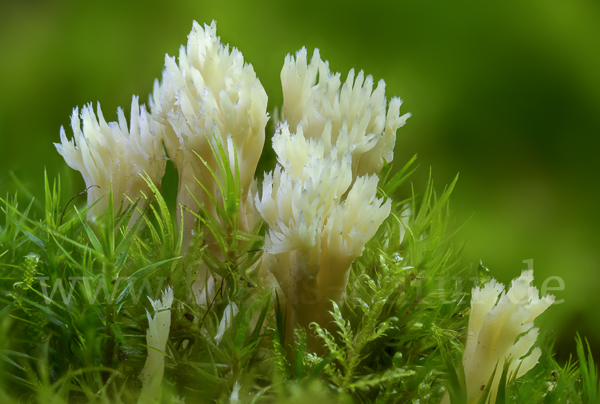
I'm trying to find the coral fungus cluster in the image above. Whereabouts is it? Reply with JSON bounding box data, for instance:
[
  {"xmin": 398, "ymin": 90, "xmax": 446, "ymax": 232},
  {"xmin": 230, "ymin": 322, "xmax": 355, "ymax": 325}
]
[{"xmin": 54, "ymin": 20, "xmax": 554, "ymax": 399}]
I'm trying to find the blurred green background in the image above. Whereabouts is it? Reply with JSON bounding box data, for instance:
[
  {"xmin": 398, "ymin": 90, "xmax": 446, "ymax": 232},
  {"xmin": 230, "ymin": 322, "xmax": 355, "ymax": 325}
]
[{"xmin": 1, "ymin": 0, "xmax": 599, "ymax": 359}]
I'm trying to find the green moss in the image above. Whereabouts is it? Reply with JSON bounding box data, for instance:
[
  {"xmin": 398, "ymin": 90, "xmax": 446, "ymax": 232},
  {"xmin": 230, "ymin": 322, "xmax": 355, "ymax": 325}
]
[{"xmin": 0, "ymin": 156, "xmax": 596, "ymax": 403}]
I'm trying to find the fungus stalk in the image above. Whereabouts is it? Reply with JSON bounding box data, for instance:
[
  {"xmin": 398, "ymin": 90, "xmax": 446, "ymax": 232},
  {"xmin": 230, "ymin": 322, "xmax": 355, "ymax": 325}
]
[{"xmin": 139, "ymin": 287, "xmax": 174, "ymax": 402}]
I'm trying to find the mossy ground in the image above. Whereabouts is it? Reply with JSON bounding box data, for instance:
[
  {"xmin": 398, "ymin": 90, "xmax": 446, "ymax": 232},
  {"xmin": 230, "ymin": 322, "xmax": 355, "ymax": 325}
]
[{"xmin": 0, "ymin": 157, "xmax": 597, "ymax": 403}]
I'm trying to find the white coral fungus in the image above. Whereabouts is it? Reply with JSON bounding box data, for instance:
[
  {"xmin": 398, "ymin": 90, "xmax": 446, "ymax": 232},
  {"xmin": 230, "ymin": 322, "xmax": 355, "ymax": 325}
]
[
  {"xmin": 215, "ymin": 302, "xmax": 239, "ymax": 344},
  {"xmin": 255, "ymin": 46, "xmax": 406, "ymax": 339},
  {"xmin": 256, "ymin": 148, "xmax": 390, "ymax": 335},
  {"xmin": 55, "ymin": 97, "xmax": 166, "ymax": 222},
  {"xmin": 151, "ymin": 20, "xmax": 268, "ymax": 243},
  {"xmin": 461, "ymin": 270, "xmax": 554, "ymax": 403},
  {"xmin": 280, "ymin": 48, "xmax": 410, "ymax": 178},
  {"xmin": 139, "ymin": 287, "xmax": 174, "ymax": 401}
]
